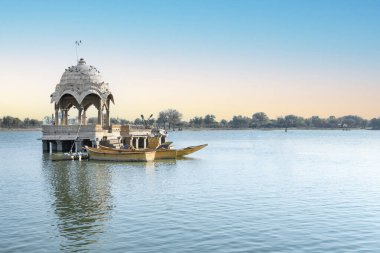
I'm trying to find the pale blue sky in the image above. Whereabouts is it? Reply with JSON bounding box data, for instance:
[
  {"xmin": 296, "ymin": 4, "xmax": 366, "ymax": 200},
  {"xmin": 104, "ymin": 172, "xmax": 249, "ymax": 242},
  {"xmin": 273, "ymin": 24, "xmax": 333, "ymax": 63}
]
[{"xmin": 0, "ymin": 0, "xmax": 379, "ymax": 120}]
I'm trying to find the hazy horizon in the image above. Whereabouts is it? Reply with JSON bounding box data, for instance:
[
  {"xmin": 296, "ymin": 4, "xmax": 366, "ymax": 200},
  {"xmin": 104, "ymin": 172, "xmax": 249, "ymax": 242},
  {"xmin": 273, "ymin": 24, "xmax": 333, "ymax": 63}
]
[{"xmin": 1, "ymin": 0, "xmax": 379, "ymax": 121}]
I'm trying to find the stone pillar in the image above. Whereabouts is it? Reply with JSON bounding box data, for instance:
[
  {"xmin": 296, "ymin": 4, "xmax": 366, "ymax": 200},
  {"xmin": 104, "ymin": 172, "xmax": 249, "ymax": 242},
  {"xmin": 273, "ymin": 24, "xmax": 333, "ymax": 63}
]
[
  {"xmin": 56, "ymin": 141, "xmax": 63, "ymax": 152},
  {"xmin": 61, "ymin": 110, "xmax": 68, "ymax": 125},
  {"xmin": 42, "ymin": 141, "xmax": 49, "ymax": 153},
  {"xmin": 62, "ymin": 110, "xmax": 65, "ymax": 125},
  {"xmin": 82, "ymin": 110, "xmax": 86, "ymax": 125},
  {"xmin": 135, "ymin": 137, "xmax": 139, "ymax": 150},
  {"xmin": 78, "ymin": 109, "xmax": 82, "ymax": 125},
  {"xmin": 98, "ymin": 109, "xmax": 102, "ymax": 125},
  {"xmin": 55, "ymin": 109, "xmax": 59, "ymax": 125},
  {"xmin": 143, "ymin": 137, "xmax": 147, "ymax": 149},
  {"xmin": 106, "ymin": 109, "xmax": 110, "ymax": 128},
  {"xmin": 64, "ymin": 110, "xmax": 68, "ymax": 125},
  {"xmin": 60, "ymin": 110, "xmax": 64, "ymax": 125},
  {"xmin": 49, "ymin": 142, "xmax": 53, "ymax": 154},
  {"xmin": 130, "ymin": 138, "xmax": 133, "ymax": 149}
]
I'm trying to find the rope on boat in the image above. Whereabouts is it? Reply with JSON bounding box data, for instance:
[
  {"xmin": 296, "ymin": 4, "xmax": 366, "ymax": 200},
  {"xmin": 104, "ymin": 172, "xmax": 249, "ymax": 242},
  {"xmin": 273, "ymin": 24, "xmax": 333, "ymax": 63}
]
[{"xmin": 69, "ymin": 109, "xmax": 83, "ymax": 153}]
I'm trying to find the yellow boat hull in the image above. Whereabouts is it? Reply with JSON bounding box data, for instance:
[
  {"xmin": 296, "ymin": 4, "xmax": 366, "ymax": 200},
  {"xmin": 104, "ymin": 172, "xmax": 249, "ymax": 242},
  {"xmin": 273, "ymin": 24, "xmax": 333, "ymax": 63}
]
[
  {"xmin": 97, "ymin": 143, "xmax": 207, "ymax": 160},
  {"xmin": 99, "ymin": 145, "xmax": 177, "ymax": 159},
  {"xmin": 155, "ymin": 149, "xmax": 177, "ymax": 159},
  {"xmin": 85, "ymin": 146, "xmax": 155, "ymax": 162},
  {"xmin": 176, "ymin": 144, "xmax": 208, "ymax": 157}
]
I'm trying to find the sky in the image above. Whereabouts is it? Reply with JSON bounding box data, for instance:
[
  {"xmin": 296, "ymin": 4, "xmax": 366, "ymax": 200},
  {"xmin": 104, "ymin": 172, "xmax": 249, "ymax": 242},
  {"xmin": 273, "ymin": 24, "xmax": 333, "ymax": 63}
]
[{"xmin": 0, "ymin": 0, "xmax": 379, "ymax": 121}]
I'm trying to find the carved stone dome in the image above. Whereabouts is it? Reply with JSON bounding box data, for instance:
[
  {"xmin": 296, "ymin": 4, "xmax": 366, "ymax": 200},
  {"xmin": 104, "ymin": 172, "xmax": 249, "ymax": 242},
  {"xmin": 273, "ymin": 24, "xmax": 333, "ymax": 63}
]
[
  {"xmin": 59, "ymin": 58, "xmax": 103, "ymax": 85},
  {"xmin": 51, "ymin": 58, "xmax": 113, "ymax": 105}
]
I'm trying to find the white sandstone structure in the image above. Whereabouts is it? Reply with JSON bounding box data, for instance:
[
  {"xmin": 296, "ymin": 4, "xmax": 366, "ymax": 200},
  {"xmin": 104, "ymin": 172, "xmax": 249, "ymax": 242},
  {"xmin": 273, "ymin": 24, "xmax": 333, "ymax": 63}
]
[{"xmin": 42, "ymin": 58, "xmax": 166, "ymax": 152}]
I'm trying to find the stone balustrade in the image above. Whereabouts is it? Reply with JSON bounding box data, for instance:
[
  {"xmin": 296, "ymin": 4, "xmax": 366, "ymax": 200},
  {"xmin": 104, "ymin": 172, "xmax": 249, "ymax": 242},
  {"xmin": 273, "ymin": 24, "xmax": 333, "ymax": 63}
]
[{"xmin": 42, "ymin": 124, "xmax": 106, "ymax": 140}]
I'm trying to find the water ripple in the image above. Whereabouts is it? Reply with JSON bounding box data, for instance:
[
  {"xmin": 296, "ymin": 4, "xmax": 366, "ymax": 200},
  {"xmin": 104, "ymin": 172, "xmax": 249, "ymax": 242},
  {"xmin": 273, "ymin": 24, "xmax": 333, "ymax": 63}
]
[{"xmin": 1, "ymin": 130, "xmax": 380, "ymax": 252}]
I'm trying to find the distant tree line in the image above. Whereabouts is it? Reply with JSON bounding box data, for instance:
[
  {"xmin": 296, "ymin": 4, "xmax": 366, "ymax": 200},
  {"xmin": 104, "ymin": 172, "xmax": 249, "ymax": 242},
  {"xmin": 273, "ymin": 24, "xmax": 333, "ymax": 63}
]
[
  {"xmin": 0, "ymin": 116, "xmax": 42, "ymax": 129},
  {"xmin": 185, "ymin": 113, "xmax": 380, "ymax": 130},
  {"xmin": 109, "ymin": 110, "xmax": 380, "ymax": 130},
  {"xmin": 3, "ymin": 111, "xmax": 380, "ymax": 130}
]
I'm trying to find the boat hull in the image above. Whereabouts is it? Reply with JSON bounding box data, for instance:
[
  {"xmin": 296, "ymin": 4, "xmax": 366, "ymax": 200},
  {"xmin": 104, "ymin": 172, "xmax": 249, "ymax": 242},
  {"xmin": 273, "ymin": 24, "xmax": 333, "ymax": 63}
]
[
  {"xmin": 97, "ymin": 143, "xmax": 207, "ymax": 159},
  {"xmin": 155, "ymin": 149, "xmax": 177, "ymax": 159},
  {"xmin": 85, "ymin": 146, "xmax": 155, "ymax": 162},
  {"xmin": 99, "ymin": 145, "xmax": 177, "ymax": 159},
  {"xmin": 176, "ymin": 144, "xmax": 208, "ymax": 157}
]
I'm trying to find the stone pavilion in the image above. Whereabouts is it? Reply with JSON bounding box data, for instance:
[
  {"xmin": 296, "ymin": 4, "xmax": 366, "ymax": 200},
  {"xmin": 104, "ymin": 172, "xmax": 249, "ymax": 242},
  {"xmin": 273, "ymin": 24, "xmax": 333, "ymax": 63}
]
[{"xmin": 41, "ymin": 58, "xmax": 166, "ymax": 152}]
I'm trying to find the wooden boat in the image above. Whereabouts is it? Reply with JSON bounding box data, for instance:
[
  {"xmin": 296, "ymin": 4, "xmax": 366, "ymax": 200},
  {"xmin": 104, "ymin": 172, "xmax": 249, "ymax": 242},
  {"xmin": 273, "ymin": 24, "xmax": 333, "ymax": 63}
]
[
  {"xmin": 176, "ymin": 144, "xmax": 208, "ymax": 157},
  {"xmin": 98, "ymin": 145, "xmax": 177, "ymax": 159},
  {"xmin": 85, "ymin": 146, "xmax": 155, "ymax": 162},
  {"xmin": 155, "ymin": 149, "xmax": 177, "ymax": 159},
  {"xmin": 98, "ymin": 143, "xmax": 207, "ymax": 159}
]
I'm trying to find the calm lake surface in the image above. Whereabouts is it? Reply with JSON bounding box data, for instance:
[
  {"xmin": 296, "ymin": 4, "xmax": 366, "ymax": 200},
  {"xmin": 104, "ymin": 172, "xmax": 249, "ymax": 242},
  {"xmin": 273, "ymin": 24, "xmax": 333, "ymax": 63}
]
[{"xmin": 1, "ymin": 130, "xmax": 380, "ymax": 252}]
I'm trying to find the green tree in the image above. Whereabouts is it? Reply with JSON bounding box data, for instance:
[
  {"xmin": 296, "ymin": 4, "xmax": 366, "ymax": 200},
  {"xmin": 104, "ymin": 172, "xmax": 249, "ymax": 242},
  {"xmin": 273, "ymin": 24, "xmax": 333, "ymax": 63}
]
[
  {"xmin": 23, "ymin": 118, "xmax": 30, "ymax": 128},
  {"xmin": 166, "ymin": 109, "xmax": 182, "ymax": 130},
  {"xmin": 284, "ymin": 115, "xmax": 306, "ymax": 128},
  {"xmin": 339, "ymin": 115, "xmax": 367, "ymax": 128},
  {"xmin": 204, "ymin": 114, "xmax": 217, "ymax": 128},
  {"xmin": 2, "ymin": 116, "xmax": 21, "ymax": 128},
  {"xmin": 275, "ymin": 117, "xmax": 286, "ymax": 128},
  {"xmin": 157, "ymin": 111, "xmax": 169, "ymax": 129},
  {"xmin": 284, "ymin": 115, "xmax": 298, "ymax": 128},
  {"xmin": 134, "ymin": 118, "xmax": 143, "ymax": 125},
  {"xmin": 251, "ymin": 112, "xmax": 269, "ymax": 128},
  {"xmin": 157, "ymin": 109, "xmax": 182, "ymax": 129},
  {"xmin": 220, "ymin": 119, "xmax": 228, "ymax": 128},
  {"xmin": 309, "ymin": 116, "xmax": 325, "ymax": 128},
  {"xmin": 230, "ymin": 115, "xmax": 251, "ymax": 128},
  {"xmin": 326, "ymin": 116, "xmax": 339, "ymax": 128},
  {"xmin": 29, "ymin": 119, "xmax": 41, "ymax": 127},
  {"xmin": 2, "ymin": 116, "xmax": 12, "ymax": 128},
  {"xmin": 189, "ymin": 116, "xmax": 203, "ymax": 128},
  {"xmin": 369, "ymin": 118, "xmax": 380, "ymax": 130}
]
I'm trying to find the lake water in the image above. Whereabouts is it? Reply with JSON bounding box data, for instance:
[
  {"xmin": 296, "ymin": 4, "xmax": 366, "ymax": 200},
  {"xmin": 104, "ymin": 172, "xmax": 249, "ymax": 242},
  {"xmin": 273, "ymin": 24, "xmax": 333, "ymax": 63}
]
[{"xmin": 1, "ymin": 130, "xmax": 380, "ymax": 252}]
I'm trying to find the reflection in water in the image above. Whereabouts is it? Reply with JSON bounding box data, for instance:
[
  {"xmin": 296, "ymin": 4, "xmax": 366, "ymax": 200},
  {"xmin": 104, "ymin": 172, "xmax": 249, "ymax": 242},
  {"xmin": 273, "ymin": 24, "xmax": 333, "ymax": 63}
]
[
  {"xmin": 43, "ymin": 157, "xmax": 114, "ymax": 252},
  {"xmin": 3, "ymin": 131, "xmax": 380, "ymax": 252},
  {"xmin": 42, "ymin": 157, "xmax": 178, "ymax": 251}
]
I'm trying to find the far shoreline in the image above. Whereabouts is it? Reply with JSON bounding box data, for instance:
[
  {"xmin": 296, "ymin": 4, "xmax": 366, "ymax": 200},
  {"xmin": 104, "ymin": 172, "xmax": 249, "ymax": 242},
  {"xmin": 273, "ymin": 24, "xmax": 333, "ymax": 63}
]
[
  {"xmin": 0, "ymin": 128, "xmax": 41, "ymax": 131},
  {"xmin": 1, "ymin": 127, "xmax": 376, "ymax": 132},
  {"xmin": 170, "ymin": 127, "xmax": 373, "ymax": 131}
]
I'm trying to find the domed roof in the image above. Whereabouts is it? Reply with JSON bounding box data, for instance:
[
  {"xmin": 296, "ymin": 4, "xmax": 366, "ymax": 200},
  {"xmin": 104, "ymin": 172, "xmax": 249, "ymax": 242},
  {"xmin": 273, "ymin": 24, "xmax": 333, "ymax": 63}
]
[
  {"xmin": 51, "ymin": 58, "xmax": 113, "ymax": 105},
  {"xmin": 59, "ymin": 58, "xmax": 104, "ymax": 85}
]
